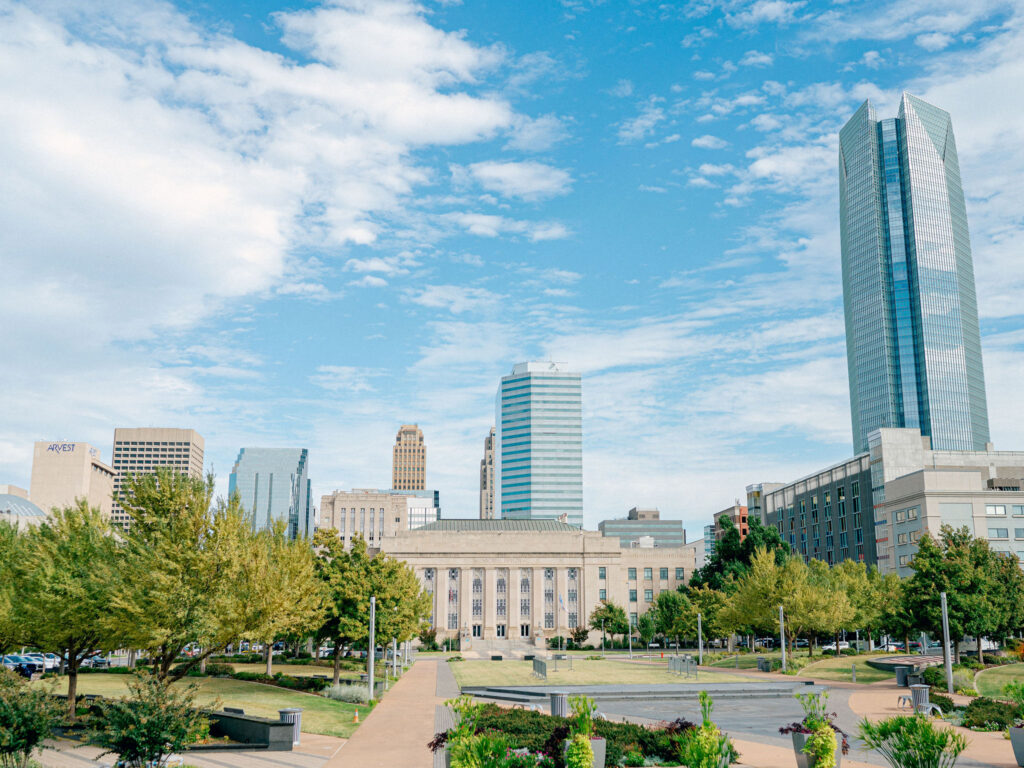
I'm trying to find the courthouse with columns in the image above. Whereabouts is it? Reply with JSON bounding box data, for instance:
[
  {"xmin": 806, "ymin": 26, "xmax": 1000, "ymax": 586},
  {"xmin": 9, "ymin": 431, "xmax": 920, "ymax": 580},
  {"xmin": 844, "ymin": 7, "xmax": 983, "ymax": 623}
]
[{"xmin": 375, "ymin": 519, "xmax": 699, "ymax": 651}]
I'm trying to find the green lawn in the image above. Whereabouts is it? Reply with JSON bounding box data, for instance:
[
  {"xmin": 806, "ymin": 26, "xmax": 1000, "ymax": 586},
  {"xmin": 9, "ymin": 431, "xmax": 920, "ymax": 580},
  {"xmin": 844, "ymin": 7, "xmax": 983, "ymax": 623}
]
[
  {"xmin": 35, "ymin": 673, "xmax": 368, "ymax": 738},
  {"xmin": 800, "ymin": 653, "xmax": 896, "ymax": 684},
  {"xmin": 449, "ymin": 659, "xmax": 749, "ymax": 688},
  {"xmin": 231, "ymin": 662, "xmax": 360, "ymax": 679},
  {"xmin": 975, "ymin": 663, "xmax": 1024, "ymax": 698}
]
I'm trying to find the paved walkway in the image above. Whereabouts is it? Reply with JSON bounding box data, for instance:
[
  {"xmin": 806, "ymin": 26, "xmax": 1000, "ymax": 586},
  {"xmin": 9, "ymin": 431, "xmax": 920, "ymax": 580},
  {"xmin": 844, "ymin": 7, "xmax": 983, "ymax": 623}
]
[{"xmin": 326, "ymin": 660, "xmax": 441, "ymax": 768}]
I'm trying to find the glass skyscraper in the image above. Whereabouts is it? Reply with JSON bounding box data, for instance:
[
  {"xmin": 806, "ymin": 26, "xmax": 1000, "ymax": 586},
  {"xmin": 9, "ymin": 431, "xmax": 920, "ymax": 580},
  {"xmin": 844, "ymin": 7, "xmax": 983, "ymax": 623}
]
[
  {"xmin": 839, "ymin": 93, "xmax": 989, "ymax": 453},
  {"xmin": 228, "ymin": 447, "xmax": 312, "ymax": 538},
  {"xmin": 495, "ymin": 362, "xmax": 583, "ymax": 527}
]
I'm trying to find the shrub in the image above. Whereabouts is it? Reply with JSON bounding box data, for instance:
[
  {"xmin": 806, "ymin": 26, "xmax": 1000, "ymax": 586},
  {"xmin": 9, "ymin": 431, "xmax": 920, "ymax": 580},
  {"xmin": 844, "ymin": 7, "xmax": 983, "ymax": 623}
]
[
  {"xmin": 1004, "ymin": 681, "xmax": 1024, "ymax": 716},
  {"xmin": 921, "ymin": 667, "xmax": 945, "ymax": 688},
  {"xmin": 929, "ymin": 693, "xmax": 955, "ymax": 714},
  {"xmin": 230, "ymin": 671, "xmax": 326, "ymax": 693},
  {"xmin": 90, "ymin": 673, "xmax": 209, "ymax": 768},
  {"xmin": 962, "ymin": 697, "xmax": 1018, "ymax": 730},
  {"xmin": 323, "ymin": 684, "xmax": 370, "ymax": 704},
  {"xmin": 0, "ymin": 668, "xmax": 62, "ymax": 768},
  {"xmin": 203, "ymin": 663, "xmax": 235, "ymax": 677},
  {"xmin": 953, "ymin": 660, "xmax": 983, "ymax": 672},
  {"xmin": 623, "ymin": 750, "xmax": 645, "ymax": 767},
  {"xmin": 858, "ymin": 714, "xmax": 967, "ymax": 768},
  {"xmin": 564, "ymin": 733, "xmax": 593, "ymax": 768}
]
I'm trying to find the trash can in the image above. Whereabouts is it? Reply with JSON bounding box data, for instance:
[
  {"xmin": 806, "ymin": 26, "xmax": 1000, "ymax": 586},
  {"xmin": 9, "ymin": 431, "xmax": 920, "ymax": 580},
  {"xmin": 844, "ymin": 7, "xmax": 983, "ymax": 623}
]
[
  {"xmin": 757, "ymin": 656, "xmax": 770, "ymax": 672},
  {"xmin": 895, "ymin": 665, "xmax": 914, "ymax": 687},
  {"xmin": 909, "ymin": 684, "xmax": 931, "ymax": 714},
  {"xmin": 549, "ymin": 691, "xmax": 569, "ymax": 718},
  {"xmin": 279, "ymin": 708, "xmax": 303, "ymax": 746}
]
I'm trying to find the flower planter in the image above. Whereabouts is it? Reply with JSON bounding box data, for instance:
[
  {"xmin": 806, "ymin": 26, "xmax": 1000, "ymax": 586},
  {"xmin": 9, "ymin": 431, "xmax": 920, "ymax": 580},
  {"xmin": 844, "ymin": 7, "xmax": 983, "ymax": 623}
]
[
  {"xmin": 1009, "ymin": 725, "xmax": 1024, "ymax": 767},
  {"xmin": 562, "ymin": 736, "xmax": 607, "ymax": 768},
  {"xmin": 791, "ymin": 731, "xmax": 842, "ymax": 768}
]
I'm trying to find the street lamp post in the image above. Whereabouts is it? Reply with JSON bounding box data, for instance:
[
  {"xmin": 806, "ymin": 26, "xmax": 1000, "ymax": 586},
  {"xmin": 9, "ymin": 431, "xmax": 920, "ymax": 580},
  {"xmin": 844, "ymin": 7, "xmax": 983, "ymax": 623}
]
[
  {"xmin": 697, "ymin": 613, "xmax": 703, "ymax": 666},
  {"xmin": 601, "ymin": 619, "xmax": 606, "ymax": 657},
  {"xmin": 941, "ymin": 592, "xmax": 954, "ymax": 695},
  {"xmin": 368, "ymin": 596, "xmax": 376, "ymax": 701},
  {"xmin": 779, "ymin": 604, "xmax": 786, "ymax": 673}
]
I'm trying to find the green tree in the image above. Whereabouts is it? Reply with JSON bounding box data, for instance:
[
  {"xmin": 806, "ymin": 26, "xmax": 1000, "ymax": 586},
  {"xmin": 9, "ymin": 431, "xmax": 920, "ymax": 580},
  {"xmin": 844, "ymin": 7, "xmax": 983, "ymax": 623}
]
[
  {"xmin": 832, "ymin": 560, "xmax": 880, "ymax": 648},
  {"xmin": 589, "ymin": 601, "xmax": 628, "ymax": 646},
  {"xmin": 652, "ymin": 589, "xmax": 690, "ymax": 648},
  {"xmin": 235, "ymin": 519, "xmax": 325, "ymax": 676},
  {"xmin": 111, "ymin": 469, "xmax": 281, "ymax": 681},
  {"xmin": 690, "ymin": 517, "xmax": 790, "ymax": 591},
  {"xmin": 368, "ymin": 550, "xmax": 432, "ymax": 652},
  {"xmin": 0, "ymin": 522, "xmax": 20, "ymax": 656},
  {"xmin": 688, "ymin": 586, "xmax": 730, "ymax": 645},
  {"xmin": 313, "ymin": 530, "xmax": 373, "ymax": 685},
  {"xmin": 789, "ymin": 560, "xmax": 854, "ymax": 657},
  {"xmin": 905, "ymin": 526, "xmax": 993, "ymax": 664},
  {"xmin": 876, "ymin": 572, "xmax": 914, "ymax": 652},
  {"xmin": 17, "ymin": 502, "xmax": 120, "ymax": 719},
  {"xmin": 636, "ymin": 611, "xmax": 656, "ymax": 646}
]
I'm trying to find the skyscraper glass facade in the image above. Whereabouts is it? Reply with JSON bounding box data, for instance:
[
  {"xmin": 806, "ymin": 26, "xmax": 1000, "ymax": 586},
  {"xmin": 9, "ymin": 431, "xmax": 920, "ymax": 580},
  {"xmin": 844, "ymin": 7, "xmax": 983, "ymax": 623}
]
[
  {"xmin": 495, "ymin": 362, "xmax": 583, "ymax": 527},
  {"xmin": 839, "ymin": 93, "xmax": 989, "ymax": 453},
  {"xmin": 228, "ymin": 447, "xmax": 311, "ymax": 539}
]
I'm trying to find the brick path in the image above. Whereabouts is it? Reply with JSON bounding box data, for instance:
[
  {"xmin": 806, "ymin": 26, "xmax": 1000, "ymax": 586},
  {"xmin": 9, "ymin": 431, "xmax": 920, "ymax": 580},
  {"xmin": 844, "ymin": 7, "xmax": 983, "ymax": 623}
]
[{"xmin": 326, "ymin": 659, "xmax": 441, "ymax": 768}]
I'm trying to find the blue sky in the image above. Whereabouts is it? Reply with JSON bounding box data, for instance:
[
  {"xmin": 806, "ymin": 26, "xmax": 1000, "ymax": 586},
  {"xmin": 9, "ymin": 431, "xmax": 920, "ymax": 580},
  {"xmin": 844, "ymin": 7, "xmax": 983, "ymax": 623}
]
[{"xmin": 3, "ymin": 0, "xmax": 1024, "ymax": 539}]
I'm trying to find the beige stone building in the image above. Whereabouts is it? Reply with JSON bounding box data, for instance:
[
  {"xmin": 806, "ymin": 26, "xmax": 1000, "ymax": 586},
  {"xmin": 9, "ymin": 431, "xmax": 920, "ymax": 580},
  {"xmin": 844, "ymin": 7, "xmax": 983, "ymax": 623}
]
[
  {"xmin": 392, "ymin": 425, "xmax": 426, "ymax": 491},
  {"xmin": 0, "ymin": 485, "xmax": 28, "ymax": 499},
  {"xmin": 479, "ymin": 427, "xmax": 495, "ymax": 519},
  {"xmin": 376, "ymin": 519, "xmax": 697, "ymax": 652},
  {"xmin": 110, "ymin": 428, "xmax": 204, "ymax": 528},
  {"xmin": 319, "ymin": 488, "xmax": 440, "ymax": 548},
  {"xmin": 29, "ymin": 441, "xmax": 115, "ymax": 517}
]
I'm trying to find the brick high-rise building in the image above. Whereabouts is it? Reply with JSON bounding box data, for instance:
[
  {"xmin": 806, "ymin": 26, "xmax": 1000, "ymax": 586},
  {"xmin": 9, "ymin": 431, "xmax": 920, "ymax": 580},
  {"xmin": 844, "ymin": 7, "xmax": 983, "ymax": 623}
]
[{"xmin": 392, "ymin": 424, "xmax": 426, "ymax": 491}]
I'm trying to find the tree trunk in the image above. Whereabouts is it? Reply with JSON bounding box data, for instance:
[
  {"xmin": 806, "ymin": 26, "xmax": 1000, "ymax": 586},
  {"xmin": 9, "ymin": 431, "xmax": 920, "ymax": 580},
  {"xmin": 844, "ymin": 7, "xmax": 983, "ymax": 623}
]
[
  {"xmin": 904, "ymin": 635, "xmax": 910, "ymax": 657},
  {"xmin": 333, "ymin": 644, "xmax": 343, "ymax": 686},
  {"xmin": 200, "ymin": 653, "xmax": 207, "ymax": 673},
  {"xmin": 807, "ymin": 638, "xmax": 814, "ymax": 658},
  {"xmin": 835, "ymin": 631, "xmax": 841, "ymax": 655},
  {"xmin": 66, "ymin": 656, "xmax": 80, "ymax": 723},
  {"xmin": 127, "ymin": 648, "xmax": 136, "ymax": 669},
  {"xmin": 265, "ymin": 645, "xmax": 273, "ymax": 676},
  {"xmin": 977, "ymin": 635, "xmax": 984, "ymax": 666}
]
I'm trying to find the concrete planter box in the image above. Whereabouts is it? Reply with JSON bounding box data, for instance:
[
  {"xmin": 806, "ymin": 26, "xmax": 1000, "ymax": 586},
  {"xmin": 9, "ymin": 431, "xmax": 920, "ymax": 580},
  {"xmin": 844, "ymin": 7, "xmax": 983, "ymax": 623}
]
[
  {"xmin": 1009, "ymin": 726, "xmax": 1024, "ymax": 767},
  {"xmin": 563, "ymin": 736, "xmax": 606, "ymax": 768},
  {"xmin": 791, "ymin": 732, "xmax": 842, "ymax": 768}
]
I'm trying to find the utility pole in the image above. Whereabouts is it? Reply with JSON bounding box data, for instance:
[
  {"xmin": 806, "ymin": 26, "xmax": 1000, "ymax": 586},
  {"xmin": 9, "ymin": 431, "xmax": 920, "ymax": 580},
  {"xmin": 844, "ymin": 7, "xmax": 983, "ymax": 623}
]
[
  {"xmin": 780, "ymin": 605, "xmax": 787, "ymax": 673},
  {"xmin": 941, "ymin": 592, "xmax": 954, "ymax": 695},
  {"xmin": 697, "ymin": 613, "xmax": 703, "ymax": 665},
  {"xmin": 368, "ymin": 596, "xmax": 376, "ymax": 701}
]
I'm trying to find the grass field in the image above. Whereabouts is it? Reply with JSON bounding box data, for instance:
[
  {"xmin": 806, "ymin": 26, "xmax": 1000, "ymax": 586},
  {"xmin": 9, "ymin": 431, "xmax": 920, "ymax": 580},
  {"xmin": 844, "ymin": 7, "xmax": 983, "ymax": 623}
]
[
  {"xmin": 448, "ymin": 659, "xmax": 748, "ymax": 688},
  {"xmin": 975, "ymin": 663, "xmax": 1024, "ymax": 698},
  {"xmin": 231, "ymin": 663, "xmax": 360, "ymax": 679},
  {"xmin": 34, "ymin": 673, "xmax": 368, "ymax": 738},
  {"xmin": 800, "ymin": 653, "xmax": 896, "ymax": 684}
]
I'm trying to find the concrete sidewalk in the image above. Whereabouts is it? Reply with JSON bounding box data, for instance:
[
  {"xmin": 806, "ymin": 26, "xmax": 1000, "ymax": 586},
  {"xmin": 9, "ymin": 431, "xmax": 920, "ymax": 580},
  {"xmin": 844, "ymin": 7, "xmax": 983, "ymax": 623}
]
[{"xmin": 326, "ymin": 660, "xmax": 440, "ymax": 768}]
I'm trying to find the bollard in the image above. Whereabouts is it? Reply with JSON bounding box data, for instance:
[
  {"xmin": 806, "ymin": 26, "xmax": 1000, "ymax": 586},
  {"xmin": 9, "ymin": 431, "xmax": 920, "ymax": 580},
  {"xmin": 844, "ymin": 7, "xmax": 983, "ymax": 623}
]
[{"xmin": 851, "ymin": 664, "xmax": 856, "ymax": 683}]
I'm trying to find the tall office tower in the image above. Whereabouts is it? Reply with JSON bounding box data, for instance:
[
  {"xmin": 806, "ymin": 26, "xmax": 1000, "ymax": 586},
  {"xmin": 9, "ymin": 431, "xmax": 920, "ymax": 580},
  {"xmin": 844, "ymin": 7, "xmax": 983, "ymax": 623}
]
[
  {"xmin": 479, "ymin": 427, "xmax": 495, "ymax": 519},
  {"xmin": 110, "ymin": 428, "xmax": 204, "ymax": 528},
  {"xmin": 228, "ymin": 448, "xmax": 312, "ymax": 539},
  {"xmin": 392, "ymin": 425, "xmax": 426, "ymax": 491},
  {"xmin": 495, "ymin": 362, "xmax": 583, "ymax": 527},
  {"xmin": 29, "ymin": 441, "xmax": 116, "ymax": 517},
  {"xmin": 839, "ymin": 93, "xmax": 989, "ymax": 453}
]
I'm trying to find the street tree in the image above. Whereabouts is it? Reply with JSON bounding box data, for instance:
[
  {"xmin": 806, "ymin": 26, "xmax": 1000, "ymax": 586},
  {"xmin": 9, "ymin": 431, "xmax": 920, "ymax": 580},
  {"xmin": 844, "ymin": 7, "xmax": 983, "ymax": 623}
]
[
  {"xmin": 0, "ymin": 522, "xmax": 20, "ymax": 656},
  {"xmin": 690, "ymin": 517, "xmax": 790, "ymax": 591},
  {"xmin": 789, "ymin": 560, "xmax": 854, "ymax": 657},
  {"xmin": 17, "ymin": 502, "xmax": 120, "ymax": 719},
  {"xmin": 313, "ymin": 531, "xmax": 373, "ymax": 684},
  {"xmin": 636, "ymin": 611, "xmax": 656, "ymax": 646},
  {"xmin": 112, "ymin": 469, "xmax": 282, "ymax": 681},
  {"xmin": 589, "ymin": 601, "xmax": 628, "ymax": 646},
  {"xmin": 235, "ymin": 519, "xmax": 325, "ymax": 676},
  {"xmin": 367, "ymin": 549, "xmax": 432, "ymax": 653}
]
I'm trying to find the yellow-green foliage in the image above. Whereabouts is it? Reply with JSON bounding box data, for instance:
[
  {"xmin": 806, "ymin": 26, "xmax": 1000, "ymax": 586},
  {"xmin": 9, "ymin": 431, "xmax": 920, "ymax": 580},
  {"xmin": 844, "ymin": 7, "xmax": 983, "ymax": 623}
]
[
  {"xmin": 565, "ymin": 733, "xmax": 594, "ymax": 768},
  {"xmin": 804, "ymin": 724, "xmax": 837, "ymax": 768}
]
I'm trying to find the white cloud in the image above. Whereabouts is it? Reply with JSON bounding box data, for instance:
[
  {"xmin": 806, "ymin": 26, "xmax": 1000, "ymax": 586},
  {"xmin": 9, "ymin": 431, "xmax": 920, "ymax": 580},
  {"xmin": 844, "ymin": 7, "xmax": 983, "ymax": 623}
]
[
  {"xmin": 608, "ymin": 79, "xmax": 634, "ymax": 97},
  {"xmin": 862, "ymin": 50, "xmax": 884, "ymax": 69},
  {"xmin": 408, "ymin": 285, "xmax": 501, "ymax": 314},
  {"xmin": 345, "ymin": 256, "xmax": 412, "ymax": 275},
  {"xmin": 916, "ymin": 32, "xmax": 955, "ymax": 50},
  {"xmin": 444, "ymin": 212, "xmax": 571, "ymax": 241},
  {"xmin": 617, "ymin": 98, "xmax": 665, "ymax": 143},
  {"xmin": 727, "ymin": 1, "xmax": 806, "ymax": 28},
  {"xmin": 349, "ymin": 275, "xmax": 388, "ymax": 288},
  {"xmin": 692, "ymin": 134, "xmax": 729, "ymax": 149},
  {"xmin": 505, "ymin": 114, "xmax": 569, "ymax": 152},
  {"xmin": 310, "ymin": 366, "xmax": 384, "ymax": 392},
  {"xmin": 740, "ymin": 50, "xmax": 774, "ymax": 67},
  {"xmin": 465, "ymin": 160, "xmax": 573, "ymax": 201}
]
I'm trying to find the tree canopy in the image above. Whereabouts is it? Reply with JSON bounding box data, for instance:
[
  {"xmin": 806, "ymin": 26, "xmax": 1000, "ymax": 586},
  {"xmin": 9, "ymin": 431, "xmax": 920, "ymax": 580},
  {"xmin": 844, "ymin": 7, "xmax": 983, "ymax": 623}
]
[{"xmin": 689, "ymin": 516, "xmax": 790, "ymax": 591}]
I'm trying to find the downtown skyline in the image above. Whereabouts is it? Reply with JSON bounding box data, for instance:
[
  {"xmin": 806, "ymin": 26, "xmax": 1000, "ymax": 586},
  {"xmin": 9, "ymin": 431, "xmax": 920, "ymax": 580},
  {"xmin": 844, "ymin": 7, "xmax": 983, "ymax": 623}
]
[{"xmin": 2, "ymin": 1, "xmax": 1024, "ymax": 537}]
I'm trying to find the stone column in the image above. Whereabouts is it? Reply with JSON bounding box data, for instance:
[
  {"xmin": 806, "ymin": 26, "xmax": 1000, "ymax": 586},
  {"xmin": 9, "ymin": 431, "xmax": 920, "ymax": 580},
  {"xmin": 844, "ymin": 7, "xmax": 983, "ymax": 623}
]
[
  {"xmin": 460, "ymin": 567, "xmax": 472, "ymax": 649},
  {"xmin": 555, "ymin": 567, "xmax": 569, "ymax": 639},
  {"xmin": 484, "ymin": 567, "xmax": 497, "ymax": 639},
  {"xmin": 533, "ymin": 567, "xmax": 545, "ymax": 648}
]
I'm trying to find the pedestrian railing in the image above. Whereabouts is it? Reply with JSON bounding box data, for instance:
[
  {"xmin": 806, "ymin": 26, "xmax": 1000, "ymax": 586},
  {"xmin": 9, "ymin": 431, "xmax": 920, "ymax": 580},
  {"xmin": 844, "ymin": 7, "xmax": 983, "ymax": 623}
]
[{"xmin": 532, "ymin": 657, "xmax": 547, "ymax": 679}]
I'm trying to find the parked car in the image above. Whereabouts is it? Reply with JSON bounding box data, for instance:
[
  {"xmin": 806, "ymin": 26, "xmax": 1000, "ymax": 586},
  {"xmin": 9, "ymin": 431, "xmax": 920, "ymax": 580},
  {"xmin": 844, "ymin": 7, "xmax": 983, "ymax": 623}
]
[
  {"xmin": 795, "ymin": 639, "xmax": 809, "ymax": 648},
  {"xmin": 3, "ymin": 655, "xmax": 43, "ymax": 674},
  {"xmin": 822, "ymin": 641, "xmax": 850, "ymax": 651},
  {"xmin": 24, "ymin": 653, "xmax": 60, "ymax": 670},
  {"xmin": 81, "ymin": 655, "xmax": 109, "ymax": 669},
  {"xmin": 882, "ymin": 642, "xmax": 904, "ymax": 651}
]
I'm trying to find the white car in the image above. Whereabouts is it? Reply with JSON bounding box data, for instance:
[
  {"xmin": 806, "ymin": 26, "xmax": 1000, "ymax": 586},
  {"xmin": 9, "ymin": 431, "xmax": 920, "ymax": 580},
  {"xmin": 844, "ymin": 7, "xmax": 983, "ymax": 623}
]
[{"xmin": 822, "ymin": 641, "xmax": 850, "ymax": 651}]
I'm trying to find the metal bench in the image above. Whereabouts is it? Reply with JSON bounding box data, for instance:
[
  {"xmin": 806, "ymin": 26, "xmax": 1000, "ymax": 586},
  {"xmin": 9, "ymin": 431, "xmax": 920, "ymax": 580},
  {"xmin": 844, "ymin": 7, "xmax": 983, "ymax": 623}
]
[{"xmin": 897, "ymin": 694, "xmax": 912, "ymax": 710}]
